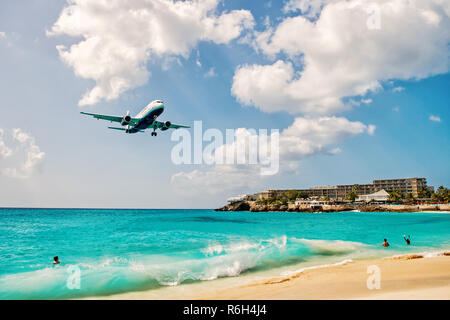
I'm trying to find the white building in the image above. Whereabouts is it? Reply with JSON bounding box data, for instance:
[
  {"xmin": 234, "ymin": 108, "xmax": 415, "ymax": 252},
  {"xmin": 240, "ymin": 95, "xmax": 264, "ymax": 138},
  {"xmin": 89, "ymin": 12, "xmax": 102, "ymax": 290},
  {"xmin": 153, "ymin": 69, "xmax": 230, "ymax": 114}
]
[
  {"xmin": 295, "ymin": 199, "xmax": 330, "ymax": 206},
  {"xmin": 356, "ymin": 189, "xmax": 389, "ymax": 202},
  {"xmin": 227, "ymin": 194, "xmax": 258, "ymax": 203},
  {"xmin": 227, "ymin": 195, "xmax": 247, "ymax": 203}
]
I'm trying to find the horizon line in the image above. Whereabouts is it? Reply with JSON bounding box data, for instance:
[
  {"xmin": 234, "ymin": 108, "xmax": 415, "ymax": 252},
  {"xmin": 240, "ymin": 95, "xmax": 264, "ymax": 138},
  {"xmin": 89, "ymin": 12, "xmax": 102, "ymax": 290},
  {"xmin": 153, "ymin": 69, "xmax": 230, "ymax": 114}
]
[{"xmin": 0, "ymin": 207, "xmax": 213, "ymax": 210}]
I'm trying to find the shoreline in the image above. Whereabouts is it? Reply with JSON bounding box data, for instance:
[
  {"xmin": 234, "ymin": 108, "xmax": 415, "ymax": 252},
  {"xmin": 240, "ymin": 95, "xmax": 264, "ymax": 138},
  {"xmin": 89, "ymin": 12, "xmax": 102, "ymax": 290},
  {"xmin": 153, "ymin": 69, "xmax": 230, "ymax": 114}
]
[
  {"xmin": 215, "ymin": 201, "xmax": 450, "ymax": 213},
  {"xmin": 91, "ymin": 251, "xmax": 450, "ymax": 300}
]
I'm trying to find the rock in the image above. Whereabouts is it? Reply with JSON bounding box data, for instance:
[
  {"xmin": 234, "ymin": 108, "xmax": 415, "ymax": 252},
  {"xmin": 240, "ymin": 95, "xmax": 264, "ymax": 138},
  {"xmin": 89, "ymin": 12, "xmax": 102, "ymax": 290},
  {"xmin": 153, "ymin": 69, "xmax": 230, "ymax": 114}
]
[
  {"xmin": 216, "ymin": 201, "xmax": 251, "ymax": 211},
  {"xmin": 216, "ymin": 201, "xmax": 445, "ymax": 213},
  {"xmin": 235, "ymin": 201, "xmax": 250, "ymax": 211},
  {"xmin": 268, "ymin": 204, "xmax": 281, "ymax": 211},
  {"xmin": 250, "ymin": 204, "xmax": 268, "ymax": 212}
]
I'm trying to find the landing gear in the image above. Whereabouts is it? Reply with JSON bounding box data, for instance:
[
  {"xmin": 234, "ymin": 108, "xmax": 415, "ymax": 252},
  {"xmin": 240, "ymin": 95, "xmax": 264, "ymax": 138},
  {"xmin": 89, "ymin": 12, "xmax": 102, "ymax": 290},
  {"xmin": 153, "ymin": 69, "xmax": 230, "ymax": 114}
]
[{"xmin": 151, "ymin": 132, "xmax": 157, "ymax": 136}]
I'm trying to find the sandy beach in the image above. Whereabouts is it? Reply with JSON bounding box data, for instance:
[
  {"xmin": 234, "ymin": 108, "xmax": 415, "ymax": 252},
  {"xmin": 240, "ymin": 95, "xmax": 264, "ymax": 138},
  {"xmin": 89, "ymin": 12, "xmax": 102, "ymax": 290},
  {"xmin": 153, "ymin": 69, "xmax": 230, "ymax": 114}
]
[{"xmin": 97, "ymin": 253, "xmax": 450, "ymax": 300}]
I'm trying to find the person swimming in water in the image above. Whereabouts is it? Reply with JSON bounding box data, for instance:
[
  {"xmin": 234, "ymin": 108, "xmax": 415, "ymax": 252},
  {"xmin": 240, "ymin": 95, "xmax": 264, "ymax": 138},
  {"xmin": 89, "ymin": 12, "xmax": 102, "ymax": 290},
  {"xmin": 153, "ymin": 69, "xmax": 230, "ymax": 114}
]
[
  {"xmin": 382, "ymin": 239, "xmax": 390, "ymax": 247},
  {"xmin": 404, "ymin": 235, "xmax": 411, "ymax": 245},
  {"xmin": 53, "ymin": 256, "xmax": 60, "ymax": 264}
]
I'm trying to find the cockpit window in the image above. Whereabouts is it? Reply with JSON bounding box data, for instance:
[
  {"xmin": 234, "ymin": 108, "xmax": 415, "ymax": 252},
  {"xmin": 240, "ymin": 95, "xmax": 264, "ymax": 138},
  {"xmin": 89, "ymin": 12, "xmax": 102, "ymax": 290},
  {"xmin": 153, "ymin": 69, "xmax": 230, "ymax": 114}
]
[{"xmin": 156, "ymin": 100, "xmax": 163, "ymax": 103}]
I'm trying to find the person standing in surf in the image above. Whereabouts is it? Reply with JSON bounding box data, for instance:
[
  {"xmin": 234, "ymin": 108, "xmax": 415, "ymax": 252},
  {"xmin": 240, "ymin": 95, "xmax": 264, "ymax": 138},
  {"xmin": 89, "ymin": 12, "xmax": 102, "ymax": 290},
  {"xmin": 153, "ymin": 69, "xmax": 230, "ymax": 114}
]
[{"xmin": 404, "ymin": 235, "xmax": 411, "ymax": 245}]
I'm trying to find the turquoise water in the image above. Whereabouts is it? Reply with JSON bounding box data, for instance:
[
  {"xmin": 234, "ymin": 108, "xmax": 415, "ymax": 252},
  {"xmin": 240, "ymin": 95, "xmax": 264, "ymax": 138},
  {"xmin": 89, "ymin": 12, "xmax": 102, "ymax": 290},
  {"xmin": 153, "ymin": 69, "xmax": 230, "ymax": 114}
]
[{"xmin": 0, "ymin": 208, "xmax": 449, "ymax": 299}]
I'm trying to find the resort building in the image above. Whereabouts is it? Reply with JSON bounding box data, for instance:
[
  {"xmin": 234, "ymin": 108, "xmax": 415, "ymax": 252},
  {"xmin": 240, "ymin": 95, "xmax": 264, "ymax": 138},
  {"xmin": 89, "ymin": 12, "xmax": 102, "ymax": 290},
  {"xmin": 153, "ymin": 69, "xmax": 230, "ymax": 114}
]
[
  {"xmin": 372, "ymin": 178, "xmax": 427, "ymax": 197},
  {"xmin": 307, "ymin": 184, "xmax": 376, "ymax": 199},
  {"xmin": 253, "ymin": 177, "xmax": 430, "ymax": 201}
]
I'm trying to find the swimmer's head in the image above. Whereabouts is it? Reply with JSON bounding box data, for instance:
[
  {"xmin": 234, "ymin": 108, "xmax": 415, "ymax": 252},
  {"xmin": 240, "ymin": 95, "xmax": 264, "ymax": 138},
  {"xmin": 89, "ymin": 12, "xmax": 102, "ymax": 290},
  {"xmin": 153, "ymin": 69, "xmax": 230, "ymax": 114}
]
[{"xmin": 54, "ymin": 256, "xmax": 59, "ymax": 262}]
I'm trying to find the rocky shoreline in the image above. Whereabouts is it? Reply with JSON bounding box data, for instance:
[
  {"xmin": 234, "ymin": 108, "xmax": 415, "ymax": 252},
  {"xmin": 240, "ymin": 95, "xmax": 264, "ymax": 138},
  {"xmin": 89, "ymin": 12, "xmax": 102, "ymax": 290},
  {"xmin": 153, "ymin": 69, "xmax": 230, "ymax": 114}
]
[{"xmin": 214, "ymin": 201, "xmax": 448, "ymax": 213}]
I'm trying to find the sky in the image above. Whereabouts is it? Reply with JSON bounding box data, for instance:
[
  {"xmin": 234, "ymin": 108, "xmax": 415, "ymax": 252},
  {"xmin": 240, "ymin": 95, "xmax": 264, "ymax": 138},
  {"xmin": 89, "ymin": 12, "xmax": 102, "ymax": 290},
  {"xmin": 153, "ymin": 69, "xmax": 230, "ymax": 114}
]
[{"xmin": 0, "ymin": 0, "xmax": 449, "ymax": 208}]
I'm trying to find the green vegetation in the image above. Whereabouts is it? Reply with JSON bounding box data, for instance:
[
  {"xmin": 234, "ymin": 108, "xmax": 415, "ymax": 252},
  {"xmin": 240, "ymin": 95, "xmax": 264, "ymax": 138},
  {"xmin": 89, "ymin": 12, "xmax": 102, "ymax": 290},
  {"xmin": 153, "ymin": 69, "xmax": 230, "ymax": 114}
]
[
  {"xmin": 255, "ymin": 190, "xmax": 311, "ymax": 205},
  {"xmin": 297, "ymin": 191, "xmax": 310, "ymax": 199},
  {"xmin": 431, "ymin": 186, "xmax": 450, "ymax": 202},
  {"xmin": 285, "ymin": 190, "xmax": 299, "ymax": 201},
  {"xmin": 388, "ymin": 189, "xmax": 404, "ymax": 203},
  {"xmin": 405, "ymin": 192, "xmax": 416, "ymax": 202},
  {"xmin": 387, "ymin": 186, "xmax": 449, "ymax": 203},
  {"xmin": 418, "ymin": 186, "xmax": 432, "ymax": 198},
  {"xmin": 345, "ymin": 187, "xmax": 358, "ymax": 202},
  {"xmin": 256, "ymin": 197, "xmax": 287, "ymax": 205},
  {"xmin": 256, "ymin": 198, "xmax": 271, "ymax": 205}
]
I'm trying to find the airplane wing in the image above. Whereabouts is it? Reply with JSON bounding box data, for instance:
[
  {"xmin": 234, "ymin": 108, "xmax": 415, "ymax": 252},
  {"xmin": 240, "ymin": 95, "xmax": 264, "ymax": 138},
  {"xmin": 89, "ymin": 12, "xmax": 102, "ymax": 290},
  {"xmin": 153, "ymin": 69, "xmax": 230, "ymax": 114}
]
[
  {"xmin": 153, "ymin": 121, "xmax": 190, "ymax": 129},
  {"xmin": 168, "ymin": 123, "xmax": 190, "ymax": 129},
  {"xmin": 107, "ymin": 127, "xmax": 126, "ymax": 131},
  {"xmin": 80, "ymin": 112, "xmax": 139, "ymax": 125},
  {"xmin": 107, "ymin": 127, "xmax": 144, "ymax": 133},
  {"xmin": 169, "ymin": 123, "xmax": 190, "ymax": 129}
]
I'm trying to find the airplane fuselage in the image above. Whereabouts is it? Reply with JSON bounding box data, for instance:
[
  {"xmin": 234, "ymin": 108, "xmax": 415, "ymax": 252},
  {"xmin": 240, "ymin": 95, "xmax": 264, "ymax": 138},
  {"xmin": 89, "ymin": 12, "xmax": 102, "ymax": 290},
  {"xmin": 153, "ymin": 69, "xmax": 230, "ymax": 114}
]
[{"xmin": 126, "ymin": 100, "xmax": 165, "ymax": 133}]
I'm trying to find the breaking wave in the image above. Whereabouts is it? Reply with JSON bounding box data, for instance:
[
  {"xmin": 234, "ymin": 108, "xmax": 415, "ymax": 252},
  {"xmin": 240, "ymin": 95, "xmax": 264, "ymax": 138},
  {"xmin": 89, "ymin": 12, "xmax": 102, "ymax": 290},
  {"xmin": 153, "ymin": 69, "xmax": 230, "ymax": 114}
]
[
  {"xmin": 291, "ymin": 238, "xmax": 369, "ymax": 256},
  {"xmin": 0, "ymin": 236, "xmax": 379, "ymax": 299}
]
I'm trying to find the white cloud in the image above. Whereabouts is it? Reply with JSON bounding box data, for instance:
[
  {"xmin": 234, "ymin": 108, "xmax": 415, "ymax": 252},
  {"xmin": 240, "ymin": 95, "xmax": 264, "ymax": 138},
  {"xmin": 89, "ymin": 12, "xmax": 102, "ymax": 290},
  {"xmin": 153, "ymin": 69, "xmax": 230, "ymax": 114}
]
[
  {"xmin": 49, "ymin": 0, "xmax": 254, "ymax": 106},
  {"xmin": 429, "ymin": 115, "xmax": 442, "ymax": 122},
  {"xmin": 393, "ymin": 106, "xmax": 400, "ymax": 112},
  {"xmin": 392, "ymin": 86, "xmax": 405, "ymax": 93},
  {"xmin": 0, "ymin": 31, "xmax": 13, "ymax": 47},
  {"xmin": 204, "ymin": 67, "xmax": 217, "ymax": 78},
  {"xmin": 172, "ymin": 165, "xmax": 262, "ymax": 195},
  {"xmin": 279, "ymin": 116, "xmax": 375, "ymax": 159},
  {"xmin": 0, "ymin": 128, "xmax": 45, "ymax": 179},
  {"xmin": 195, "ymin": 49, "xmax": 202, "ymax": 67},
  {"xmin": 367, "ymin": 124, "xmax": 376, "ymax": 136},
  {"xmin": 283, "ymin": 0, "xmax": 331, "ymax": 18},
  {"xmin": 0, "ymin": 129, "xmax": 13, "ymax": 159},
  {"xmin": 232, "ymin": 0, "xmax": 450, "ymax": 115},
  {"xmin": 171, "ymin": 116, "xmax": 375, "ymax": 194},
  {"xmin": 12, "ymin": 128, "xmax": 32, "ymax": 144}
]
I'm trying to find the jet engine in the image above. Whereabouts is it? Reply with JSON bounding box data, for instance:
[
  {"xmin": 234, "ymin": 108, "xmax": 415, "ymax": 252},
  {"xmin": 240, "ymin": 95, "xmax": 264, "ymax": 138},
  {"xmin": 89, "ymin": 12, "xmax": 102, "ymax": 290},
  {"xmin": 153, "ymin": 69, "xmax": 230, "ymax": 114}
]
[
  {"xmin": 121, "ymin": 111, "xmax": 131, "ymax": 126},
  {"xmin": 161, "ymin": 121, "xmax": 171, "ymax": 131}
]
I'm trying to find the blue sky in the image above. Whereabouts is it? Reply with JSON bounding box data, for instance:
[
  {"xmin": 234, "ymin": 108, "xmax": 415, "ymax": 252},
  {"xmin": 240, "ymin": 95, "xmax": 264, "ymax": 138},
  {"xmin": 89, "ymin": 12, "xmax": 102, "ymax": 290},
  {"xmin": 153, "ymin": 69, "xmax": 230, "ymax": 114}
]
[{"xmin": 0, "ymin": 0, "xmax": 449, "ymax": 208}]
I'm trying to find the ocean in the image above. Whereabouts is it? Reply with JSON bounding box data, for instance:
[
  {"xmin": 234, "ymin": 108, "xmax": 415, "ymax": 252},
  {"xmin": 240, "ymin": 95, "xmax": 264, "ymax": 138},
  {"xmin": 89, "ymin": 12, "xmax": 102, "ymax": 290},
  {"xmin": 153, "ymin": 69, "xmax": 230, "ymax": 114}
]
[{"xmin": 0, "ymin": 208, "xmax": 449, "ymax": 299}]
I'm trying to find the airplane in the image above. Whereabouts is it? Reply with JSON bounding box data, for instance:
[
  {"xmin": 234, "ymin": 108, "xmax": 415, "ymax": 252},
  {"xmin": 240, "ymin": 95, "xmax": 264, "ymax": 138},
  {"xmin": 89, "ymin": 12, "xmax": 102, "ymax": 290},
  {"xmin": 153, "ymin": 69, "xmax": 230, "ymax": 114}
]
[{"xmin": 80, "ymin": 100, "xmax": 189, "ymax": 136}]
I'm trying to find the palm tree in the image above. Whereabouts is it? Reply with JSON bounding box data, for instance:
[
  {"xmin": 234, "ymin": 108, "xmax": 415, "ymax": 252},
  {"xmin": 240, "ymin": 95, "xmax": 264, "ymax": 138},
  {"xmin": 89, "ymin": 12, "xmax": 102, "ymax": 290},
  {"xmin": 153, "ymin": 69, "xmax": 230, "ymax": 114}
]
[
  {"xmin": 298, "ymin": 191, "xmax": 309, "ymax": 199},
  {"xmin": 345, "ymin": 187, "xmax": 358, "ymax": 202},
  {"xmin": 405, "ymin": 193, "xmax": 415, "ymax": 203},
  {"xmin": 432, "ymin": 186, "xmax": 450, "ymax": 202},
  {"xmin": 418, "ymin": 187, "xmax": 431, "ymax": 198},
  {"xmin": 285, "ymin": 190, "xmax": 299, "ymax": 201},
  {"xmin": 388, "ymin": 189, "xmax": 403, "ymax": 203}
]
